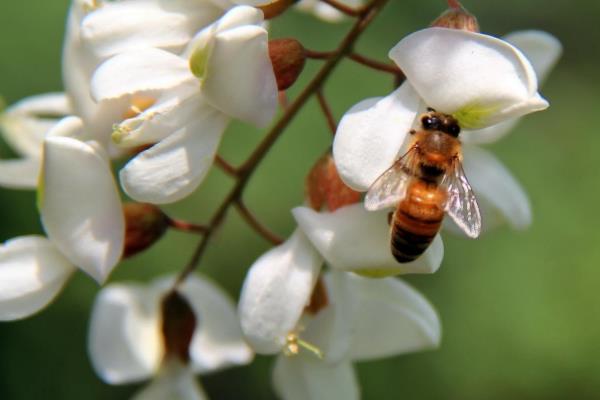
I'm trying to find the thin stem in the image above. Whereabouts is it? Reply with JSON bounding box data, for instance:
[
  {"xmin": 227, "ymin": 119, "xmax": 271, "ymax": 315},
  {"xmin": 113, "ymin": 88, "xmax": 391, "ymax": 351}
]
[
  {"xmin": 320, "ymin": 0, "xmax": 365, "ymax": 17},
  {"xmin": 174, "ymin": 0, "xmax": 390, "ymax": 286},
  {"xmin": 235, "ymin": 200, "xmax": 284, "ymax": 245},
  {"xmin": 304, "ymin": 49, "xmax": 336, "ymax": 60},
  {"xmin": 316, "ymin": 90, "xmax": 337, "ymax": 134},
  {"xmin": 167, "ymin": 218, "xmax": 209, "ymax": 235},
  {"xmin": 214, "ymin": 155, "xmax": 239, "ymax": 177},
  {"xmin": 278, "ymin": 90, "xmax": 289, "ymax": 110},
  {"xmin": 348, "ymin": 52, "xmax": 403, "ymax": 76}
]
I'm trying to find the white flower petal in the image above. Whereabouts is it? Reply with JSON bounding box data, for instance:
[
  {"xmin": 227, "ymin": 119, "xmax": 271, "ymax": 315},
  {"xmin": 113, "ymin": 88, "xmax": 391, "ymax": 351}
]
[
  {"xmin": 153, "ymin": 275, "xmax": 253, "ymax": 374},
  {"xmin": 88, "ymin": 283, "xmax": 162, "ymax": 384},
  {"xmin": 40, "ymin": 135, "xmax": 125, "ymax": 284},
  {"xmin": 463, "ymin": 31, "xmax": 562, "ymax": 145},
  {"xmin": 293, "ymin": 205, "xmax": 444, "ymax": 276},
  {"xmin": 202, "ymin": 25, "xmax": 277, "ymax": 127},
  {"xmin": 273, "ymin": 355, "xmax": 359, "ymax": 400},
  {"xmin": 119, "ymin": 106, "xmax": 229, "ymax": 204},
  {"xmin": 7, "ymin": 92, "xmax": 70, "ymax": 116},
  {"xmin": 132, "ymin": 359, "xmax": 207, "ymax": 400},
  {"xmin": 212, "ymin": 5, "xmax": 263, "ymax": 31},
  {"xmin": 238, "ymin": 230, "xmax": 323, "ymax": 354},
  {"xmin": 504, "ymin": 30, "xmax": 562, "ymax": 85},
  {"xmin": 91, "ymin": 48, "xmax": 192, "ymax": 102},
  {"xmin": 302, "ymin": 271, "xmax": 356, "ymax": 364},
  {"xmin": 333, "ymin": 83, "xmax": 420, "ymax": 191},
  {"xmin": 346, "ymin": 275, "xmax": 441, "ymax": 361},
  {"xmin": 81, "ymin": 0, "xmax": 224, "ymax": 59},
  {"xmin": 63, "ymin": 4, "xmax": 102, "ymax": 127},
  {"xmin": 1, "ymin": 93, "xmax": 70, "ymax": 157},
  {"xmin": 113, "ymin": 82, "xmax": 201, "ymax": 147},
  {"xmin": 461, "ymin": 145, "xmax": 531, "ymax": 231},
  {"xmin": 230, "ymin": 0, "xmax": 272, "ymax": 6},
  {"xmin": 0, "ymin": 158, "xmax": 41, "ymax": 189},
  {"xmin": 390, "ymin": 28, "xmax": 548, "ymax": 129},
  {"xmin": 0, "ymin": 236, "xmax": 75, "ymax": 321}
]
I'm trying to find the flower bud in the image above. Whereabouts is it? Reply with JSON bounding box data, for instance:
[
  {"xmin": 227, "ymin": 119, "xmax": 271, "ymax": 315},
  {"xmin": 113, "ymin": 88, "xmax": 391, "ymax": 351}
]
[
  {"xmin": 258, "ymin": 0, "xmax": 297, "ymax": 19},
  {"xmin": 269, "ymin": 38, "xmax": 307, "ymax": 91},
  {"xmin": 123, "ymin": 202, "xmax": 169, "ymax": 258},
  {"xmin": 306, "ymin": 151, "xmax": 361, "ymax": 212},
  {"xmin": 161, "ymin": 291, "xmax": 197, "ymax": 363},
  {"xmin": 430, "ymin": 0, "xmax": 479, "ymax": 33},
  {"xmin": 304, "ymin": 276, "xmax": 329, "ymax": 315}
]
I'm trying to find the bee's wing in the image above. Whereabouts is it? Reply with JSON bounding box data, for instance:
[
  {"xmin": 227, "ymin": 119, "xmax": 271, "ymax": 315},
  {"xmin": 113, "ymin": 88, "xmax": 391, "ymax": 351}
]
[
  {"xmin": 442, "ymin": 159, "xmax": 482, "ymax": 238},
  {"xmin": 365, "ymin": 147, "xmax": 417, "ymax": 211}
]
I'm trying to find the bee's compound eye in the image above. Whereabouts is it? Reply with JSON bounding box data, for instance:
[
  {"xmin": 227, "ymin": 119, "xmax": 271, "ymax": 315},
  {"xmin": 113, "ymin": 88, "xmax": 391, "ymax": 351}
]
[
  {"xmin": 422, "ymin": 116, "xmax": 439, "ymax": 130},
  {"xmin": 447, "ymin": 123, "xmax": 460, "ymax": 136}
]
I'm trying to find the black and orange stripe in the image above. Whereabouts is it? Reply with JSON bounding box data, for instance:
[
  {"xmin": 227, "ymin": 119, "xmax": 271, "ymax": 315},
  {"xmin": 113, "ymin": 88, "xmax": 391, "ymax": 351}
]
[{"xmin": 390, "ymin": 181, "xmax": 445, "ymax": 263}]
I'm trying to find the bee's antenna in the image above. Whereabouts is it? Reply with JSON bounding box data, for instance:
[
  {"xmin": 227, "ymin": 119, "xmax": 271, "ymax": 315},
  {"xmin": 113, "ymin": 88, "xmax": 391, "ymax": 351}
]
[{"xmin": 426, "ymin": 107, "xmax": 436, "ymax": 112}]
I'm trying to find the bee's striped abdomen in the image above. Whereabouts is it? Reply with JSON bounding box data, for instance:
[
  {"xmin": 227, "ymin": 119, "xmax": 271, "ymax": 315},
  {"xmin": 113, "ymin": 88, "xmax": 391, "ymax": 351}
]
[{"xmin": 390, "ymin": 181, "xmax": 445, "ymax": 263}]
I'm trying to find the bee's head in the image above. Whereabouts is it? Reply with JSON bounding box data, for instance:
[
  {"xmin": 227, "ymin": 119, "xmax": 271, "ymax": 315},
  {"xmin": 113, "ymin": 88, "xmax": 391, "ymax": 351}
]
[{"xmin": 420, "ymin": 109, "xmax": 461, "ymax": 137}]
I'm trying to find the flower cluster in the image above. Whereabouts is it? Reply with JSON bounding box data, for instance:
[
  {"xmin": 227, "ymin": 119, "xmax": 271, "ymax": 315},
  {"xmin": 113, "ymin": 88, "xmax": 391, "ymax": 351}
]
[{"xmin": 0, "ymin": 0, "xmax": 560, "ymax": 399}]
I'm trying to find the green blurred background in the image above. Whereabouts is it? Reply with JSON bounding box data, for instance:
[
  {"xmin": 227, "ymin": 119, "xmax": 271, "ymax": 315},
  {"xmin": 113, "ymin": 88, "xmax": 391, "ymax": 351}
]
[{"xmin": 1, "ymin": 0, "xmax": 599, "ymax": 399}]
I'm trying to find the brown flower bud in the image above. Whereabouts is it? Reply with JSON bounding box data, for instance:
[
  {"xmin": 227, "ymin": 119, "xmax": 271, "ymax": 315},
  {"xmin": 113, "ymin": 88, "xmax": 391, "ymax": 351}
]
[
  {"xmin": 258, "ymin": 0, "xmax": 297, "ymax": 20},
  {"xmin": 269, "ymin": 38, "xmax": 307, "ymax": 91},
  {"xmin": 161, "ymin": 291, "xmax": 197, "ymax": 363},
  {"xmin": 430, "ymin": 0, "xmax": 480, "ymax": 33},
  {"xmin": 123, "ymin": 202, "xmax": 169, "ymax": 258},
  {"xmin": 304, "ymin": 276, "xmax": 329, "ymax": 315},
  {"xmin": 306, "ymin": 151, "xmax": 362, "ymax": 212}
]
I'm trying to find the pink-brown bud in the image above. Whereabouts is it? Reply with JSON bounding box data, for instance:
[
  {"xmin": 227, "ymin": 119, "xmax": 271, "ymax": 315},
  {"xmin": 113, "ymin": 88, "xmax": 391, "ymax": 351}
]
[
  {"xmin": 269, "ymin": 38, "xmax": 307, "ymax": 91},
  {"xmin": 304, "ymin": 276, "xmax": 329, "ymax": 315},
  {"xmin": 258, "ymin": 0, "xmax": 297, "ymax": 20},
  {"xmin": 161, "ymin": 291, "xmax": 197, "ymax": 363},
  {"xmin": 430, "ymin": 1, "xmax": 480, "ymax": 33},
  {"xmin": 306, "ymin": 151, "xmax": 362, "ymax": 212},
  {"xmin": 123, "ymin": 203, "xmax": 169, "ymax": 258}
]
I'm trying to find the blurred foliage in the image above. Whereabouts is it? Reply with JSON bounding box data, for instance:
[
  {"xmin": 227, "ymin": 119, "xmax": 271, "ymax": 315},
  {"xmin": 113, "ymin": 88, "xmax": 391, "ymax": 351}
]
[{"xmin": 0, "ymin": 0, "xmax": 599, "ymax": 399}]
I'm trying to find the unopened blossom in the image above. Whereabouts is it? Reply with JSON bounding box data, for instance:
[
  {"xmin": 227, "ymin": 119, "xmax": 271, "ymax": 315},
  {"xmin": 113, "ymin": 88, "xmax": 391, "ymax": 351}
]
[
  {"xmin": 0, "ymin": 93, "xmax": 70, "ymax": 189},
  {"xmin": 334, "ymin": 28, "xmax": 561, "ymax": 232},
  {"xmin": 91, "ymin": 5, "xmax": 278, "ymax": 204},
  {"xmin": 296, "ymin": 0, "xmax": 364, "ymax": 22},
  {"xmin": 88, "ymin": 275, "xmax": 253, "ymax": 399}
]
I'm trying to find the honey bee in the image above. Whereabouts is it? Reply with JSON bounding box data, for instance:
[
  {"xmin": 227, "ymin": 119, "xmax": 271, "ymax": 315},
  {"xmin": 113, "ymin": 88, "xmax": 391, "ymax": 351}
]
[{"xmin": 365, "ymin": 110, "xmax": 481, "ymax": 263}]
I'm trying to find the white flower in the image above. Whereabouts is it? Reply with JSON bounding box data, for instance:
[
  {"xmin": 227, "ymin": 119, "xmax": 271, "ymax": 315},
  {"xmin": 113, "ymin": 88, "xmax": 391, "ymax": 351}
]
[
  {"xmin": 293, "ymin": 204, "xmax": 444, "ymax": 277},
  {"xmin": 39, "ymin": 116, "xmax": 125, "ymax": 284},
  {"xmin": 238, "ymin": 203, "xmax": 443, "ymax": 353},
  {"xmin": 88, "ymin": 275, "xmax": 253, "ymax": 399},
  {"xmin": 0, "ymin": 117, "xmax": 125, "ymax": 320},
  {"xmin": 91, "ymin": 5, "xmax": 278, "ymax": 204},
  {"xmin": 0, "ymin": 93, "xmax": 70, "ymax": 189},
  {"xmin": 273, "ymin": 272, "xmax": 440, "ymax": 399},
  {"xmin": 64, "ymin": 0, "xmax": 230, "ymax": 153},
  {"xmin": 295, "ymin": 0, "xmax": 364, "ymax": 23},
  {"xmin": 333, "ymin": 28, "xmax": 561, "ymax": 232},
  {"xmin": 240, "ymin": 260, "xmax": 440, "ymax": 399},
  {"xmin": 0, "ymin": 236, "xmax": 75, "ymax": 321}
]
